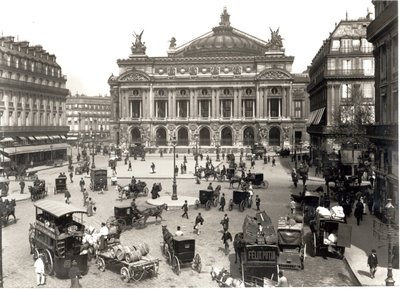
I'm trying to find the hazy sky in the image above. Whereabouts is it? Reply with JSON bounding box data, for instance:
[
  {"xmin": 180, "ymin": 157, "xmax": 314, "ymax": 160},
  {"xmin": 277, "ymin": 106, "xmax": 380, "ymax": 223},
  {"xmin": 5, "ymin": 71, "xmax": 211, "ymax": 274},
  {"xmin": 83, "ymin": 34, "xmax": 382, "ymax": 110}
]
[{"xmin": 1, "ymin": 0, "xmax": 374, "ymax": 96}]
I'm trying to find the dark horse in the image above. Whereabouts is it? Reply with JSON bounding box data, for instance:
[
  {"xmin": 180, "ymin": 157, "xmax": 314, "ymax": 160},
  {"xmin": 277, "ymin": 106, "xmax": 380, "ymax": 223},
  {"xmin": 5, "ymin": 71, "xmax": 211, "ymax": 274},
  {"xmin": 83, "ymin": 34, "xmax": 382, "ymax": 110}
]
[
  {"xmin": 141, "ymin": 203, "xmax": 168, "ymax": 225},
  {"xmin": 233, "ymin": 232, "xmax": 246, "ymax": 264},
  {"xmin": 229, "ymin": 176, "xmax": 242, "ymax": 189},
  {"xmin": 0, "ymin": 199, "xmax": 16, "ymax": 226}
]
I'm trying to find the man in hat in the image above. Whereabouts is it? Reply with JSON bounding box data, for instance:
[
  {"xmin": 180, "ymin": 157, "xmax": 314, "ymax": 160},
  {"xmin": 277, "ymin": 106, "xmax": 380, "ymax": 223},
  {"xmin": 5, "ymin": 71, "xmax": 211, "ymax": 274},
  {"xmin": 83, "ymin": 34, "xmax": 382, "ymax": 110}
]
[
  {"xmin": 367, "ymin": 249, "xmax": 378, "ymax": 278},
  {"xmin": 34, "ymin": 253, "xmax": 46, "ymax": 286},
  {"xmin": 99, "ymin": 222, "xmax": 109, "ymax": 251},
  {"xmin": 69, "ymin": 260, "xmax": 81, "ymax": 287}
]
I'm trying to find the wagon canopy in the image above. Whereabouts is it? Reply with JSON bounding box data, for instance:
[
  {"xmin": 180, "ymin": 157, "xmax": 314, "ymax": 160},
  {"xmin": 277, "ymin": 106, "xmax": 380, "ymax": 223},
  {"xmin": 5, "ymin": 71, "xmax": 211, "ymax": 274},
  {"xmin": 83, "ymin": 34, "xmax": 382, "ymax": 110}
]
[
  {"xmin": 277, "ymin": 222, "xmax": 303, "ymax": 246},
  {"xmin": 242, "ymin": 211, "xmax": 277, "ymax": 245},
  {"xmin": 34, "ymin": 200, "xmax": 87, "ymax": 218}
]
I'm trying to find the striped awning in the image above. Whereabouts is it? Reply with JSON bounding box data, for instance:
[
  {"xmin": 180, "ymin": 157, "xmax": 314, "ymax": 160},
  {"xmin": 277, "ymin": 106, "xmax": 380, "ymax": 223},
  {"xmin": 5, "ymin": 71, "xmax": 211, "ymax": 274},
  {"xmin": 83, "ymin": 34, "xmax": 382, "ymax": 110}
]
[
  {"xmin": 60, "ymin": 135, "xmax": 66, "ymax": 139},
  {"xmin": 313, "ymin": 107, "xmax": 326, "ymax": 125},
  {"xmin": 35, "ymin": 136, "xmax": 48, "ymax": 140},
  {"xmin": 307, "ymin": 110, "xmax": 318, "ymax": 125},
  {"xmin": 18, "ymin": 136, "xmax": 28, "ymax": 141},
  {"xmin": 28, "ymin": 136, "xmax": 36, "ymax": 141},
  {"xmin": 0, "ymin": 137, "xmax": 14, "ymax": 143}
]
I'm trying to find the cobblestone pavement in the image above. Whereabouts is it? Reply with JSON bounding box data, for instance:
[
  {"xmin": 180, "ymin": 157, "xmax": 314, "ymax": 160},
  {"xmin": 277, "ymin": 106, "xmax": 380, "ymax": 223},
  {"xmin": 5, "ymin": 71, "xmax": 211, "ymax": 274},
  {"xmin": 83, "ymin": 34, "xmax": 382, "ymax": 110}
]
[{"xmin": 3, "ymin": 152, "xmax": 357, "ymax": 287}]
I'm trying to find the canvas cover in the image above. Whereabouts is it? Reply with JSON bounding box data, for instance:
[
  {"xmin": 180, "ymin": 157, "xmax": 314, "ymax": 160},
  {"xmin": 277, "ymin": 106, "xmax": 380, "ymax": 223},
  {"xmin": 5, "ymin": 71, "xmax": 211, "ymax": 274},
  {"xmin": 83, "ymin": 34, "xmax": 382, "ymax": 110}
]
[{"xmin": 242, "ymin": 211, "xmax": 277, "ymax": 245}]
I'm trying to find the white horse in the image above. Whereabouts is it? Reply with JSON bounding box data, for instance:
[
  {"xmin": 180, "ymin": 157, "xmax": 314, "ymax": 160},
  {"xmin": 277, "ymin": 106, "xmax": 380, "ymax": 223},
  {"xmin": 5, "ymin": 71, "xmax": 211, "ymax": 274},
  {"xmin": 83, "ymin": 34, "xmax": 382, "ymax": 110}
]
[{"xmin": 210, "ymin": 266, "xmax": 245, "ymax": 288}]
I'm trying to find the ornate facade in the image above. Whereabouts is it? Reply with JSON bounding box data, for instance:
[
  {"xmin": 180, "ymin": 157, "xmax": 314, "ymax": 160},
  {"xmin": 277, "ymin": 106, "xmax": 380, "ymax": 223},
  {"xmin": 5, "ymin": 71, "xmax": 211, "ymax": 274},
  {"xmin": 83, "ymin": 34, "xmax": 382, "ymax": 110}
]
[
  {"xmin": 109, "ymin": 8, "xmax": 309, "ymax": 151},
  {"xmin": 66, "ymin": 94, "xmax": 111, "ymax": 144},
  {"xmin": 0, "ymin": 36, "xmax": 69, "ymax": 167}
]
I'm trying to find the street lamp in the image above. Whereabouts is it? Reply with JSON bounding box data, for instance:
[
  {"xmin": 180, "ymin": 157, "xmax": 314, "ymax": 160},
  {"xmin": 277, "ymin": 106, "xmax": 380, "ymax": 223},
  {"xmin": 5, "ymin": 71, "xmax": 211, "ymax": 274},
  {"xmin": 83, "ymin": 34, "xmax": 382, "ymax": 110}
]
[
  {"xmin": 194, "ymin": 132, "xmax": 199, "ymax": 170},
  {"xmin": 213, "ymin": 134, "xmax": 220, "ymax": 162},
  {"xmin": 171, "ymin": 134, "xmax": 178, "ymax": 200},
  {"xmin": 385, "ymin": 198, "xmax": 395, "ymax": 286},
  {"xmin": 90, "ymin": 126, "xmax": 95, "ymax": 169}
]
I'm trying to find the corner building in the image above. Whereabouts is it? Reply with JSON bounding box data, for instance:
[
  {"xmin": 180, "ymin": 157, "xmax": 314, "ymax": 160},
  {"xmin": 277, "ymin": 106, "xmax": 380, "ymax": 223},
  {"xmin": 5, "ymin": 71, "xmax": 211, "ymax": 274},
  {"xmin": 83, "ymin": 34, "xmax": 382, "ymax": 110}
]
[{"xmin": 109, "ymin": 8, "xmax": 309, "ymax": 152}]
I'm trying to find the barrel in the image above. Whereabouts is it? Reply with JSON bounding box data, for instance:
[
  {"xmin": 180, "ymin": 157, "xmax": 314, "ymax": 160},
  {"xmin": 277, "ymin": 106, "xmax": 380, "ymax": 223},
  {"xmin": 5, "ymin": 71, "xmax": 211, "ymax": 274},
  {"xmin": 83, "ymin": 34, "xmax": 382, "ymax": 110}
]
[
  {"xmin": 125, "ymin": 248, "xmax": 142, "ymax": 263},
  {"xmin": 109, "ymin": 226, "xmax": 118, "ymax": 235},
  {"xmin": 116, "ymin": 245, "xmax": 126, "ymax": 261},
  {"xmin": 110, "ymin": 244, "xmax": 120, "ymax": 259},
  {"xmin": 136, "ymin": 242, "xmax": 150, "ymax": 256}
]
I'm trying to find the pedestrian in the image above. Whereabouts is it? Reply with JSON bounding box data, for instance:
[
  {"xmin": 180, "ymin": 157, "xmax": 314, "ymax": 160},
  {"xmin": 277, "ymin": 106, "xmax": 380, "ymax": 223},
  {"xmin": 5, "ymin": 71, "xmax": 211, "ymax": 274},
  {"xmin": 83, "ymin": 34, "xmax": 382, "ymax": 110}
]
[
  {"xmin": 220, "ymin": 214, "xmax": 229, "ymax": 231},
  {"xmin": 183, "ymin": 163, "xmax": 187, "ymax": 174},
  {"xmin": 301, "ymin": 174, "xmax": 307, "ymax": 187},
  {"xmin": 367, "ymin": 249, "xmax": 378, "ymax": 279},
  {"xmin": 181, "ymin": 200, "xmax": 189, "ymax": 219},
  {"xmin": 175, "ymin": 165, "xmax": 179, "ymax": 176},
  {"xmin": 194, "ymin": 212, "xmax": 204, "ymax": 235},
  {"xmin": 87, "ymin": 197, "xmax": 95, "ymax": 217},
  {"xmin": 184, "ymin": 155, "xmax": 187, "ymax": 164},
  {"xmin": 222, "ymin": 152, "xmax": 225, "ymax": 160},
  {"xmin": 221, "ymin": 229, "xmax": 232, "ymax": 254},
  {"xmin": 34, "ymin": 253, "xmax": 46, "ymax": 286},
  {"xmin": 19, "ymin": 179, "xmax": 25, "ymax": 194},
  {"xmin": 180, "ymin": 163, "xmax": 184, "ymax": 174},
  {"xmin": 219, "ymin": 193, "xmax": 226, "ymax": 211},
  {"xmin": 200, "ymin": 153, "xmax": 203, "ymax": 161},
  {"xmin": 207, "ymin": 182, "xmax": 214, "ymax": 191},
  {"xmin": 255, "ymin": 195, "xmax": 261, "ymax": 211},
  {"xmin": 99, "ymin": 222, "xmax": 109, "ymax": 251},
  {"xmin": 272, "ymin": 157, "xmax": 276, "ymax": 167},
  {"xmin": 291, "ymin": 169, "xmax": 298, "ymax": 188},
  {"xmin": 290, "ymin": 198, "xmax": 296, "ymax": 214},
  {"xmin": 276, "ymin": 270, "xmax": 289, "ymax": 287},
  {"xmin": 79, "ymin": 178, "xmax": 85, "ymax": 193},
  {"xmin": 69, "ymin": 171, "xmax": 74, "ymax": 183},
  {"xmin": 65, "ymin": 190, "xmax": 71, "ymax": 204},
  {"xmin": 69, "ymin": 259, "xmax": 81, "ymax": 288},
  {"xmin": 77, "ymin": 154, "xmax": 81, "ymax": 162},
  {"xmin": 175, "ymin": 226, "xmax": 184, "ymax": 236},
  {"xmin": 251, "ymin": 159, "xmax": 255, "ymax": 169},
  {"xmin": 82, "ymin": 188, "xmax": 88, "ymax": 206},
  {"xmin": 354, "ymin": 199, "xmax": 364, "ymax": 226},
  {"xmin": 86, "ymin": 166, "xmax": 90, "ymax": 175},
  {"xmin": 128, "ymin": 160, "xmax": 132, "ymax": 171}
]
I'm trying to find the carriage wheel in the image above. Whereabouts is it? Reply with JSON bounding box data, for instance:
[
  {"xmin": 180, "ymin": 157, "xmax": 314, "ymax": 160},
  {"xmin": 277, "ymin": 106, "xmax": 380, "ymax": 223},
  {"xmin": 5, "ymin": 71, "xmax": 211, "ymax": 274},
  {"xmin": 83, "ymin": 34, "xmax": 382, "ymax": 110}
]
[
  {"xmin": 195, "ymin": 200, "xmax": 200, "ymax": 209},
  {"xmin": 192, "ymin": 253, "xmax": 202, "ymax": 273},
  {"xmin": 172, "ymin": 256, "xmax": 180, "ymax": 275},
  {"xmin": 311, "ymin": 233, "xmax": 317, "ymax": 257},
  {"xmin": 117, "ymin": 219, "xmax": 127, "ymax": 231},
  {"xmin": 239, "ymin": 200, "xmax": 245, "ymax": 212},
  {"xmin": 213, "ymin": 197, "xmax": 218, "ymax": 207},
  {"xmin": 205, "ymin": 200, "xmax": 211, "ymax": 210},
  {"xmin": 44, "ymin": 249, "xmax": 54, "ymax": 276},
  {"xmin": 96, "ymin": 256, "xmax": 106, "ymax": 272},
  {"xmin": 164, "ymin": 247, "xmax": 172, "ymax": 265},
  {"xmin": 120, "ymin": 267, "xmax": 131, "ymax": 283},
  {"xmin": 143, "ymin": 187, "xmax": 149, "ymax": 196},
  {"xmin": 301, "ymin": 243, "xmax": 306, "ymax": 269}
]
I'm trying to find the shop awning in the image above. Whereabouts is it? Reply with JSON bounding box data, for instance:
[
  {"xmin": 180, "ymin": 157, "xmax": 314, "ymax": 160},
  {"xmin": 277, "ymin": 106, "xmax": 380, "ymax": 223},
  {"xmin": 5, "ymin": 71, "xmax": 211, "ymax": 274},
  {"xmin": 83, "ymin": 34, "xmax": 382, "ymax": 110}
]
[
  {"xmin": 313, "ymin": 107, "xmax": 326, "ymax": 125},
  {"xmin": 0, "ymin": 137, "xmax": 14, "ymax": 143},
  {"xmin": 18, "ymin": 136, "xmax": 28, "ymax": 141},
  {"xmin": 52, "ymin": 135, "xmax": 61, "ymax": 139},
  {"xmin": 3, "ymin": 143, "xmax": 70, "ymax": 155},
  {"xmin": 60, "ymin": 135, "xmax": 66, "ymax": 139},
  {"xmin": 68, "ymin": 137, "xmax": 78, "ymax": 140},
  {"xmin": 35, "ymin": 136, "xmax": 49, "ymax": 140},
  {"xmin": 307, "ymin": 110, "xmax": 318, "ymax": 125},
  {"xmin": 28, "ymin": 136, "xmax": 36, "ymax": 141}
]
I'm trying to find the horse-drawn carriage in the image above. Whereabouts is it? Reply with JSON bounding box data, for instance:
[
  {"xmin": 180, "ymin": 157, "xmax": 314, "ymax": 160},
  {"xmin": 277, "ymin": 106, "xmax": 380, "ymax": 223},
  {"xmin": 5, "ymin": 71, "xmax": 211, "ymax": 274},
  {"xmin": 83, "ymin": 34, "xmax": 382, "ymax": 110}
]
[
  {"xmin": 54, "ymin": 175, "xmax": 68, "ymax": 195},
  {"xmin": 107, "ymin": 203, "xmax": 145, "ymax": 230},
  {"xmin": 90, "ymin": 168, "xmax": 108, "ymax": 191},
  {"xmin": 195, "ymin": 189, "xmax": 218, "ymax": 210},
  {"xmin": 291, "ymin": 190, "xmax": 321, "ymax": 225},
  {"xmin": 242, "ymin": 173, "xmax": 268, "ymax": 189},
  {"xmin": 229, "ymin": 190, "xmax": 251, "ymax": 212},
  {"xmin": 75, "ymin": 161, "xmax": 89, "ymax": 175},
  {"xmin": 117, "ymin": 181, "xmax": 149, "ymax": 199},
  {"xmin": 28, "ymin": 200, "xmax": 88, "ymax": 278},
  {"xmin": 277, "ymin": 217, "xmax": 305, "ymax": 270},
  {"xmin": 0, "ymin": 198, "xmax": 16, "ymax": 226},
  {"xmin": 161, "ymin": 225, "xmax": 202, "ymax": 275},
  {"xmin": 310, "ymin": 207, "xmax": 352, "ymax": 259},
  {"xmin": 29, "ymin": 179, "xmax": 48, "ymax": 201}
]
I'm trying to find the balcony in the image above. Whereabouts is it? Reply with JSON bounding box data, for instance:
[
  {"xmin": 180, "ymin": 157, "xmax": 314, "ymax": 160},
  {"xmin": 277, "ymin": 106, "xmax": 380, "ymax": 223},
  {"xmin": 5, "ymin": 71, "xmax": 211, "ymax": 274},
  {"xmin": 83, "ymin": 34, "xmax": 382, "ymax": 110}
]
[
  {"xmin": 366, "ymin": 124, "xmax": 398, "ymax": 142},
  {"xmin": 325, "ymin": 69, "xmax": 374, "ymax": 78},
  {"xmin": 0, "ymin": 125, "xmax": 70, "ymax": 134}
]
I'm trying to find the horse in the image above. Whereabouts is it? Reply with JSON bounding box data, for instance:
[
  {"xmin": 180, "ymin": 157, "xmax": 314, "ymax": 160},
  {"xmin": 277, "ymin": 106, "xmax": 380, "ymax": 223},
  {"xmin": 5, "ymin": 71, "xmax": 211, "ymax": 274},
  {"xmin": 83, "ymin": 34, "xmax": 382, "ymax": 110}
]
[
  {"xmin": 162, "ymin": 225, "xmax": 173, "ymax": 253},
  {"xmin": 229, "ymin": 175, "xmax": 242, "ymax": 189},
  {"xmin": 116, "ymin": 184, "xmax": 131, "ymax": 199},
  {"xmin": 233, "ymin": 232, "xmax": 245, "ymax": 264},
  {"xmin": 141, "ymin": 203, "xmax": 168, "ymax": 225},
  {"xmin": 213, "ymin": 185, "xmax": 221, "ymax": 203},
  {"xmin": 0, "ymin": 199, "xmax": 16, "ymax": 225},
  {"xmin": 210, "ymin": 266, "xmax": 245, "ymax": 288}
]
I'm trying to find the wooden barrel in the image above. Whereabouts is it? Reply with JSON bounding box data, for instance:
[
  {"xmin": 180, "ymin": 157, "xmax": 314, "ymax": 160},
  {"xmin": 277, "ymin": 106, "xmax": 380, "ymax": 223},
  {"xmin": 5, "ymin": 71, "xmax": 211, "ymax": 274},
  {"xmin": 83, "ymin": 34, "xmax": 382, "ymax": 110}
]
[
  {"xmin": 116, "ymin": 245, "xmax": 126, "ymax": 261},
  {"xmin": 109, "ymin": 226, "xmax": 118, "ymax": 235},
  {"xmin": 110, "ymin": 244, "xmax": 120, "ymax": 259},
  {"xmin": 136, "ymin": 242, "xmax": 150, "ymax": 256},
  {"xmin": 125, "ymin": 248, "xmax": 142, "ymax": 263}
]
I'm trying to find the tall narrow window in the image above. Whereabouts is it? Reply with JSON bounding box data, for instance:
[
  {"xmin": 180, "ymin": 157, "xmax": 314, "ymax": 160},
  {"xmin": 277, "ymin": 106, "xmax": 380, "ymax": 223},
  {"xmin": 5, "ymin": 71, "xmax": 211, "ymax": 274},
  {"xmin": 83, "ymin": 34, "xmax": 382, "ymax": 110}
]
[
  {"xmin": 294, "ymin": 101, "xmax": 302, "ymax": 118},
  {"xmin": 129, "ymin": 100, "xmax": 142, "ymax": 118},
  {"xmin": 221, "ymin": 100, "xmax": 232, "ymax": 118},
  {"xmin": 199, "ymin": 100, "xmax": 210, "ymax": 117},
  {"xmin": 270, "ymin": 99, "xmax": 280, "ymax": 117},
  {"xmin": 155, "ymin": 100, "xmax": 167, "ymax": 118},
  {"xmin": 177, "ymin": 100, "xmax": 189, "ymax": 118},
  {"xmin": 243, "ymin": 100, "xmax": 254, "ymax": 118}
]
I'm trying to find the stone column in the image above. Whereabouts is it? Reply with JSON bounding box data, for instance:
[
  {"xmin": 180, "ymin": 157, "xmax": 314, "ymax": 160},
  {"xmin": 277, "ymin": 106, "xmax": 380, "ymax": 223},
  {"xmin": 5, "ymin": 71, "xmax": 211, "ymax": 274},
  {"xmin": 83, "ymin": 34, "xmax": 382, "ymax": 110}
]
[
  {"xmin": 194, "ymin": 89, "xmax": 198, "ymax": 118},
  {"xmin": 256, "ymin": 84, "xmax": 260, "ymax": 118},
  {"xmin": 216, "ymin": 89, "xmax": 220, "ymax": 119},
  {"xmin": 172, "ymin": 88, "xmax": 176, "ymax": 118},
  {"xmin": 238, "ymin": 89, "xmax": 242, "ymax": 118},
  {"xmin": 282, "ymin": 87, "xmax": 287, "ymax": 118},
  {"xmin": 149, "ymin": 85, "xmax": 154, "ymax": 118},
  {"xmin": 233, "ymin": 89, "xmax": 238, "ymax": 118},
  {"xmin": 211, "ymin": 89, "xmax": 215, "ymax": 119}
]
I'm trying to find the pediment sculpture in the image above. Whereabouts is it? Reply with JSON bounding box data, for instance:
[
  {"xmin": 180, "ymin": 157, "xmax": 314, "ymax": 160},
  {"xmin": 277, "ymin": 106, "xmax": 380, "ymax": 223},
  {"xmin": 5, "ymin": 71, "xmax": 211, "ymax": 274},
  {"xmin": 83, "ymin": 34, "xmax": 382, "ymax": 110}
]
[{"xmin": 131, "ymin": 30, "xmax": 147, "ymax": 55}]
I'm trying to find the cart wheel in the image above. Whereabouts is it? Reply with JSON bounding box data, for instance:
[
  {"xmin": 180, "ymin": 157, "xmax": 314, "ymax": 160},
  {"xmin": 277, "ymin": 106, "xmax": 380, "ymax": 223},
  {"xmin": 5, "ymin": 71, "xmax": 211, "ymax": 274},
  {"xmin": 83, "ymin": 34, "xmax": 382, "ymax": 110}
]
[
  {"xmin": 311, "ymin": 233, "xmax": 317, "ymax": 257},
  {"xmin": 96, "ymin": 256, "xmax": 106, "ymax": 272},
  {"xmin": 164, "ymin": 247, "xmax": 172, "ymax": 264},
  {"xmin": 44, "ymin": 249, "xmax": 54, "ymax": 276},
  {"xmin": 172, "ymin": 256, "xmax": 180, "ymax": 275},
  {"xmin": 192, "ymin": 253, "xmax": 202, "ymax": 273},
  {"xmin": 117, "ymin": 219, "xmax": 127, "ymax": 231},
  {"xmin": 120, "ymin": 267, "xmax": 130, "ymax": 283},
  {"xmin": 239, "ymin": 200, "xmax": 245, "ymax": 212},
  {"xmin": 205, "ymin": 200, "xmax": 211, "ymax": 210},
  {"xmin": 143, "ymin": 187, "xmax": 149, "ymax": 196},
  {"xmin": 213, "ymin": 197, "xmax": 218, "ymax": 207}
]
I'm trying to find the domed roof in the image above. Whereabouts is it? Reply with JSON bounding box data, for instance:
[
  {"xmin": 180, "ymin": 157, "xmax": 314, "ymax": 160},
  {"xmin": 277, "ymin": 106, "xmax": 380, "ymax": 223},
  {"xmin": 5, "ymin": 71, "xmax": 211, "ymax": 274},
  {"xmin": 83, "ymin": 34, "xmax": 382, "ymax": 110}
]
[{"xmin": 172, "ymin": 8, "xmax": 267, "ymax": 57}]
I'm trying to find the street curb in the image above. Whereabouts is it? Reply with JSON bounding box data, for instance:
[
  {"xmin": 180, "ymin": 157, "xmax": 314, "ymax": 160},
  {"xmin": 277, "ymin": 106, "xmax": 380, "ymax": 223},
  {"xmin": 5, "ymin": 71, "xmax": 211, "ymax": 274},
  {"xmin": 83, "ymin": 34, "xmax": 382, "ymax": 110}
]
[{"xmin": 343, "ymin": 256, "xmax": 362, "ymax": 286}]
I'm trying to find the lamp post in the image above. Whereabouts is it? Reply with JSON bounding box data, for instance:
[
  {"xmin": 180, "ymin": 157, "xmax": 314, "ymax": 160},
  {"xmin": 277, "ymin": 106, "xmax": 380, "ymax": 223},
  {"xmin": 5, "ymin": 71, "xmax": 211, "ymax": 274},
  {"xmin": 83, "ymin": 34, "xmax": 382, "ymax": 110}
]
[
  {"xmin": 171, "ymin": 134, "xmax": 178, "ymax": 200},
  {"xmin": 194, "ymin": 133, "xmax": 199, "ymax": 170},
  {"xmin": 90, "ymin": 126, "xmax": 95, "ymax": 169},
  {"xmin": 214, "ymin": 134, "xmax": 220, "ymax": 162},
  {"xmin": 385, "ymin": 198, "xmax": 395, "ymax": 286}
]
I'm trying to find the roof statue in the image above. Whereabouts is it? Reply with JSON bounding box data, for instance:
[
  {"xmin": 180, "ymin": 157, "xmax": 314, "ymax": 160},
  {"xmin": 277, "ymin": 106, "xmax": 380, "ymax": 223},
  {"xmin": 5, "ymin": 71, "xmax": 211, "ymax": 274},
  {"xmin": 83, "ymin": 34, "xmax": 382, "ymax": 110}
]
[
  {"xmin": 131, "ymin": 30, "xmax": 146, "ymax": 55},
  {"xmin": 266, "ymin": 27, "xmax": 284, "ymax": 51},
  {"xmin": 219, "ymin": 6, "xmax": 231, "ymax": 27},
  {"xmin": 169, "ymin": 37, "xmax": 176, "ymax": 49}
]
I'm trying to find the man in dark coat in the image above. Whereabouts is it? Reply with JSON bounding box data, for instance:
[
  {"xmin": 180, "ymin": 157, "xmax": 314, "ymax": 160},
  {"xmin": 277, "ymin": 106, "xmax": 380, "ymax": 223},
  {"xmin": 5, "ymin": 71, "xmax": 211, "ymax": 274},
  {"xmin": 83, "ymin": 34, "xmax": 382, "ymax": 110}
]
[
  {"xmin": 220, "ymin": 214, "xmax": 229, "ymax": 231},
  {"xmin": 354, "ymin": 199, "xmax": 364, "ymax": 226},
  {"xmin": 19, "ymin": 180, "xmax": 25, "ymax": 194},
  {"xmin": 219, "ymin": 193, "xmax": 226, "ymax": 211},
  {"xmin": 181, "ymin": 200, "xmax": 189, "ymax": 219},
  {"xmin": 221, "ymin": 229, "xmax": 233, "ymax": 254},
  {"xmin": 367, "ymin": 249, "xmax": 378, "ymax": 278},
  {"xmin": 255, "ymin": 195, "xmax": 261, "ymax": 211},
  {"xmin": 194, "ymin": 212, "xmax": 204, "ymax": 235}
]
